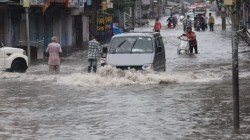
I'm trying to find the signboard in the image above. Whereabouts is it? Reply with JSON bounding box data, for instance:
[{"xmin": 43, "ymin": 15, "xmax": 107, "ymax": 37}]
[
  {"xmin": 68, "ymin": 0, "xmax": 86, "ymax": 7},
  {"xmin": 96, "ymin": 14, "xmax": 113, "ymax": 39},
  {"xmin": 224, "ymin": 0, "xmax": 234, "ymax": 5},
  {"xmin": 97, "ymin": 14, "xmax": 106, "ymax": 35},
  {"xmin": 30, "ymin": 0, "xmax": 44, "ymax": 5},
  {"xmin": 21, "ymin": 0, "xmax": 50, "ymax": 7},
  {"xmin": 105, "ymin": 15, "xmax": 113, "ymax": 36},
  {"xmin": 21, "ymin": 0, "xmax": 30, "ymax": 7}
]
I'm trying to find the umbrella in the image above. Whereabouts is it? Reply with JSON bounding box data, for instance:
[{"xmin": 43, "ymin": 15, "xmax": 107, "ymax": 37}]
[{"xmin": 113, "ymin": 25, "xmax": 123, "ymax": 35}]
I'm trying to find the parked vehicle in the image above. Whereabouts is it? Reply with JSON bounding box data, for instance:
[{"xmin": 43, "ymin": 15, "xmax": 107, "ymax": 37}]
[
  {"xmin": 0, "ymin": 43, "xmax": 28, "ymax": 73},
  {"xmin": 106, "ymin": 32, "xmax": 166, "ymax": 71}
]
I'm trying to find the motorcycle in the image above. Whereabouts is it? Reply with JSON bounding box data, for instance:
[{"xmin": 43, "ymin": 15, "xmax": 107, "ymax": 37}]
[
  {"xmin": 168, "ymin": 20, "xmax": 175, "ymax": 29},
  {"xmin": 177, "ymin": 36, "xmax": 190, "ymax": 54}
]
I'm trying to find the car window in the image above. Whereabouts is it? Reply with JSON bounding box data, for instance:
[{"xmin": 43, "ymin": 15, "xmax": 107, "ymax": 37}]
[{"xmin": 109, "ymin": 36, "xmax": 153, "ymax": 54}]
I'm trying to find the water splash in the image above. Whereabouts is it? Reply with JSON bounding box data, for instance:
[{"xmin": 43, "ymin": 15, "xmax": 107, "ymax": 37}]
[{"xmin": 57, "ymin": 65, "xmax": 177, "ymax": 87}]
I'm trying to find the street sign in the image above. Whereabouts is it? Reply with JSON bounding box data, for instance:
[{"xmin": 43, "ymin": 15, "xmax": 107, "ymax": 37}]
[{"xmin": 22, "ymin": 0, "xmax": 30, "ymax": 7}]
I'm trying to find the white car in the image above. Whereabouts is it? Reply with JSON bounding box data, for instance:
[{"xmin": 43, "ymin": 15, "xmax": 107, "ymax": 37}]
[{"xmin": 0, "ymin": 43, "xmax": 28, "ymax": 73}]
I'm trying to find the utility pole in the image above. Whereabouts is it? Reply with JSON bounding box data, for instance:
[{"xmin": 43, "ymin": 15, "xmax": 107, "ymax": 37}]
[
  {"xmin": 139, "ymin": 0, "xmax": 142, "ymax": 27},
  {"xmin": 157, "ymin": 0, "xmax": 160, "ymax": 19},
  {"xmin": 231, "ymin": 0, "xmax": 240, "ymax": 132},
  {"xmin": 132, "ymin": 0, "xmax": 136, "ymax": 30},
  {"xmin": 221, "ymin": 6, "xmax": 226, "ymax": 30},
  {"xmin": 23, "ymin": 0, "xmax": 31, "ymax": 64},
  {"xmin": 91, "ymin": 0, "xmax": 98, "ymax": 36}
]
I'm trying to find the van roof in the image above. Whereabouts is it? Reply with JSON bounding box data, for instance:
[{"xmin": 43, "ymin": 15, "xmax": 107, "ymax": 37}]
[{"xmin": 112, "ymin": 32, "xmax": 161, "ymax": 38}]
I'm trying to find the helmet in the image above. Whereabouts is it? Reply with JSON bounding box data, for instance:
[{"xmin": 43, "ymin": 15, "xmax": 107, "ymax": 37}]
[{"xmin": 186, "ymin": 27, "xmax": 192, "ymax": 30}]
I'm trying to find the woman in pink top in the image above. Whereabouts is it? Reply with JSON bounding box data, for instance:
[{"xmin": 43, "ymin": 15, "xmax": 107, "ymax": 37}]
[
  {"xmin": 46, "ymin": 36, "xmax": 62, "ymax": 74},
  {"xmin": 154, "ymin": 18, "xmax": 161, "ymax": 32}
]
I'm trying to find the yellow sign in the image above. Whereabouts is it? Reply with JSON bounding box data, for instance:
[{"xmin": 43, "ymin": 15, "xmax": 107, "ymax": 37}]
[
  {"xmin": 224, "ymin": 0, "xmax": 235, "ymax": 5},
  {"xmin": 23, "ymin": 0, "xmax": 30, "ymax": 7}
]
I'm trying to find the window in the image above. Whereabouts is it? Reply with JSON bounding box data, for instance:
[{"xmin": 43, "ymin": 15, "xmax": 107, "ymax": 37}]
[{"xmin": 109, "ymin": 36, "xmax": 153, "ymax": 54}]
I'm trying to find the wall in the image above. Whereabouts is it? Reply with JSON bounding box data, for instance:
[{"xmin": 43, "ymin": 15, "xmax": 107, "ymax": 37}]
[{"xmin": 82, "ymin": 15, "xmax": 89, "ymax": 48}]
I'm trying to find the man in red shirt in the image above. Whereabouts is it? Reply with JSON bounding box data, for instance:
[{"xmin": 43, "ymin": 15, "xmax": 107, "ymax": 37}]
[
  {"xmin": 178, "ymin": 27, "xmax": 198, "ymax": 53},
  {"xmin": 154, "ymin": 18, "xmax": 161, "ymax": 32}
]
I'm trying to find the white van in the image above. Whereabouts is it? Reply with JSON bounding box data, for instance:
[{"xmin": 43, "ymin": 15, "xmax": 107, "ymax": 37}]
[{"xmin": 106, "ymin": 32, "xmax": 166, "ymax": 71}]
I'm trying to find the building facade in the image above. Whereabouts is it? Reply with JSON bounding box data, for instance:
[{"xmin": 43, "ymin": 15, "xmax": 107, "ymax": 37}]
[{"xmin": 0, "ymin": 0, "xmax": 90, "ymax": 59}]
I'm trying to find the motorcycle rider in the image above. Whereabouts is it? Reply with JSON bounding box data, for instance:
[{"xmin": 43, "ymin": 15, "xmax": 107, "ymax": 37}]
[
  {"xmin": 167, "ymin": 14, "xmax": 176, "ymax": 28},
  {"xmin": 178, "ymin": 27, "xmax": 198, "ymax": 54},
  {"xmin": 199, "ymin": 14, "xmax": 206, "ymax": 31},
  {"xmin": 194, "ymin": 15, "xmax": 199, "ymax": 28},
  {"xmin": 183, "ymin": 15, "xmax": 192, "ymax": 32},
  {"xmin": 173, "ymin": 13, "xmax": 178, "ymax": 26}
]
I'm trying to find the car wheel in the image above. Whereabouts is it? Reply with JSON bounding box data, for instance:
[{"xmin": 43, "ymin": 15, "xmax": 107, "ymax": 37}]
[{"xmin": 10, "ymin": 60, "xmax": 27, "ymax": 73}]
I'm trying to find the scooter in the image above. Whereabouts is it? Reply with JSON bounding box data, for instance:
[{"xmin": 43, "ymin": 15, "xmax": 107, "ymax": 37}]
[{"xmin": 177, "ymin": 36, "xmax": 190, "ymax": 54}]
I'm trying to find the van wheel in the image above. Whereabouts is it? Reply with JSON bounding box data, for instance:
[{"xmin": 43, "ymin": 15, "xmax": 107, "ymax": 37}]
[{"xmin": 10, "ymin": 60, "xmax": 27, "ymax": 73}]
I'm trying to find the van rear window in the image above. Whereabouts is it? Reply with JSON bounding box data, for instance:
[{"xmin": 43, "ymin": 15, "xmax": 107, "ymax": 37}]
[{"xmin": 109, "ymin": 36, "xmax": 153, "ymax": 54}]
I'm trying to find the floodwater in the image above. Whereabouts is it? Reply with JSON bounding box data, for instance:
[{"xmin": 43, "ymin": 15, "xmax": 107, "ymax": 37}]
[{"xmin": 1, "ymin": 14, "xmax": 250, "ymax": 139}]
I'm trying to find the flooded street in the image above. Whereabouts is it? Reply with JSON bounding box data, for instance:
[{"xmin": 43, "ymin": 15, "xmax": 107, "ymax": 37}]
[{"xmin": 1, "ymin": 14, "xmax": 250, "ymax": 139}]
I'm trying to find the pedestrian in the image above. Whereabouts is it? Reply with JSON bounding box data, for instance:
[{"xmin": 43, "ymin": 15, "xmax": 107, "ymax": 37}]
[
  {"xmin": 154, "ymin": 18, "xmax": 161, "ymax": 32},
  {"xmin": 100, "ymin": 47, "xmax": 107, "ymax": 67},
  {"xmin": 208, "ymin": 13, "xmax": 215, "ymax": 31},
  {"xmin": 194, "ymin": 15, "xmax": 199, "ymax": 28},
  {"xmin": 88, "ymin": 35, "xmax": 100, "ymax": 73},
  {"xmin": 178, "ymin": 27, "xmax": 198, "ymax": 54},
  {"xmin": 46, "ymin": 36, "xmax": 62, "ymax": 74},
  {"xmin": 173, "ymin": 13, "xmax": 178, "ymax": 26},
  {"xmin": 183, "ymin": 15, "xmax": 192, "ymax": 32},
  {"xmin": 203, "ymin": 14, "xmax": 208, "ymax": 29}
]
